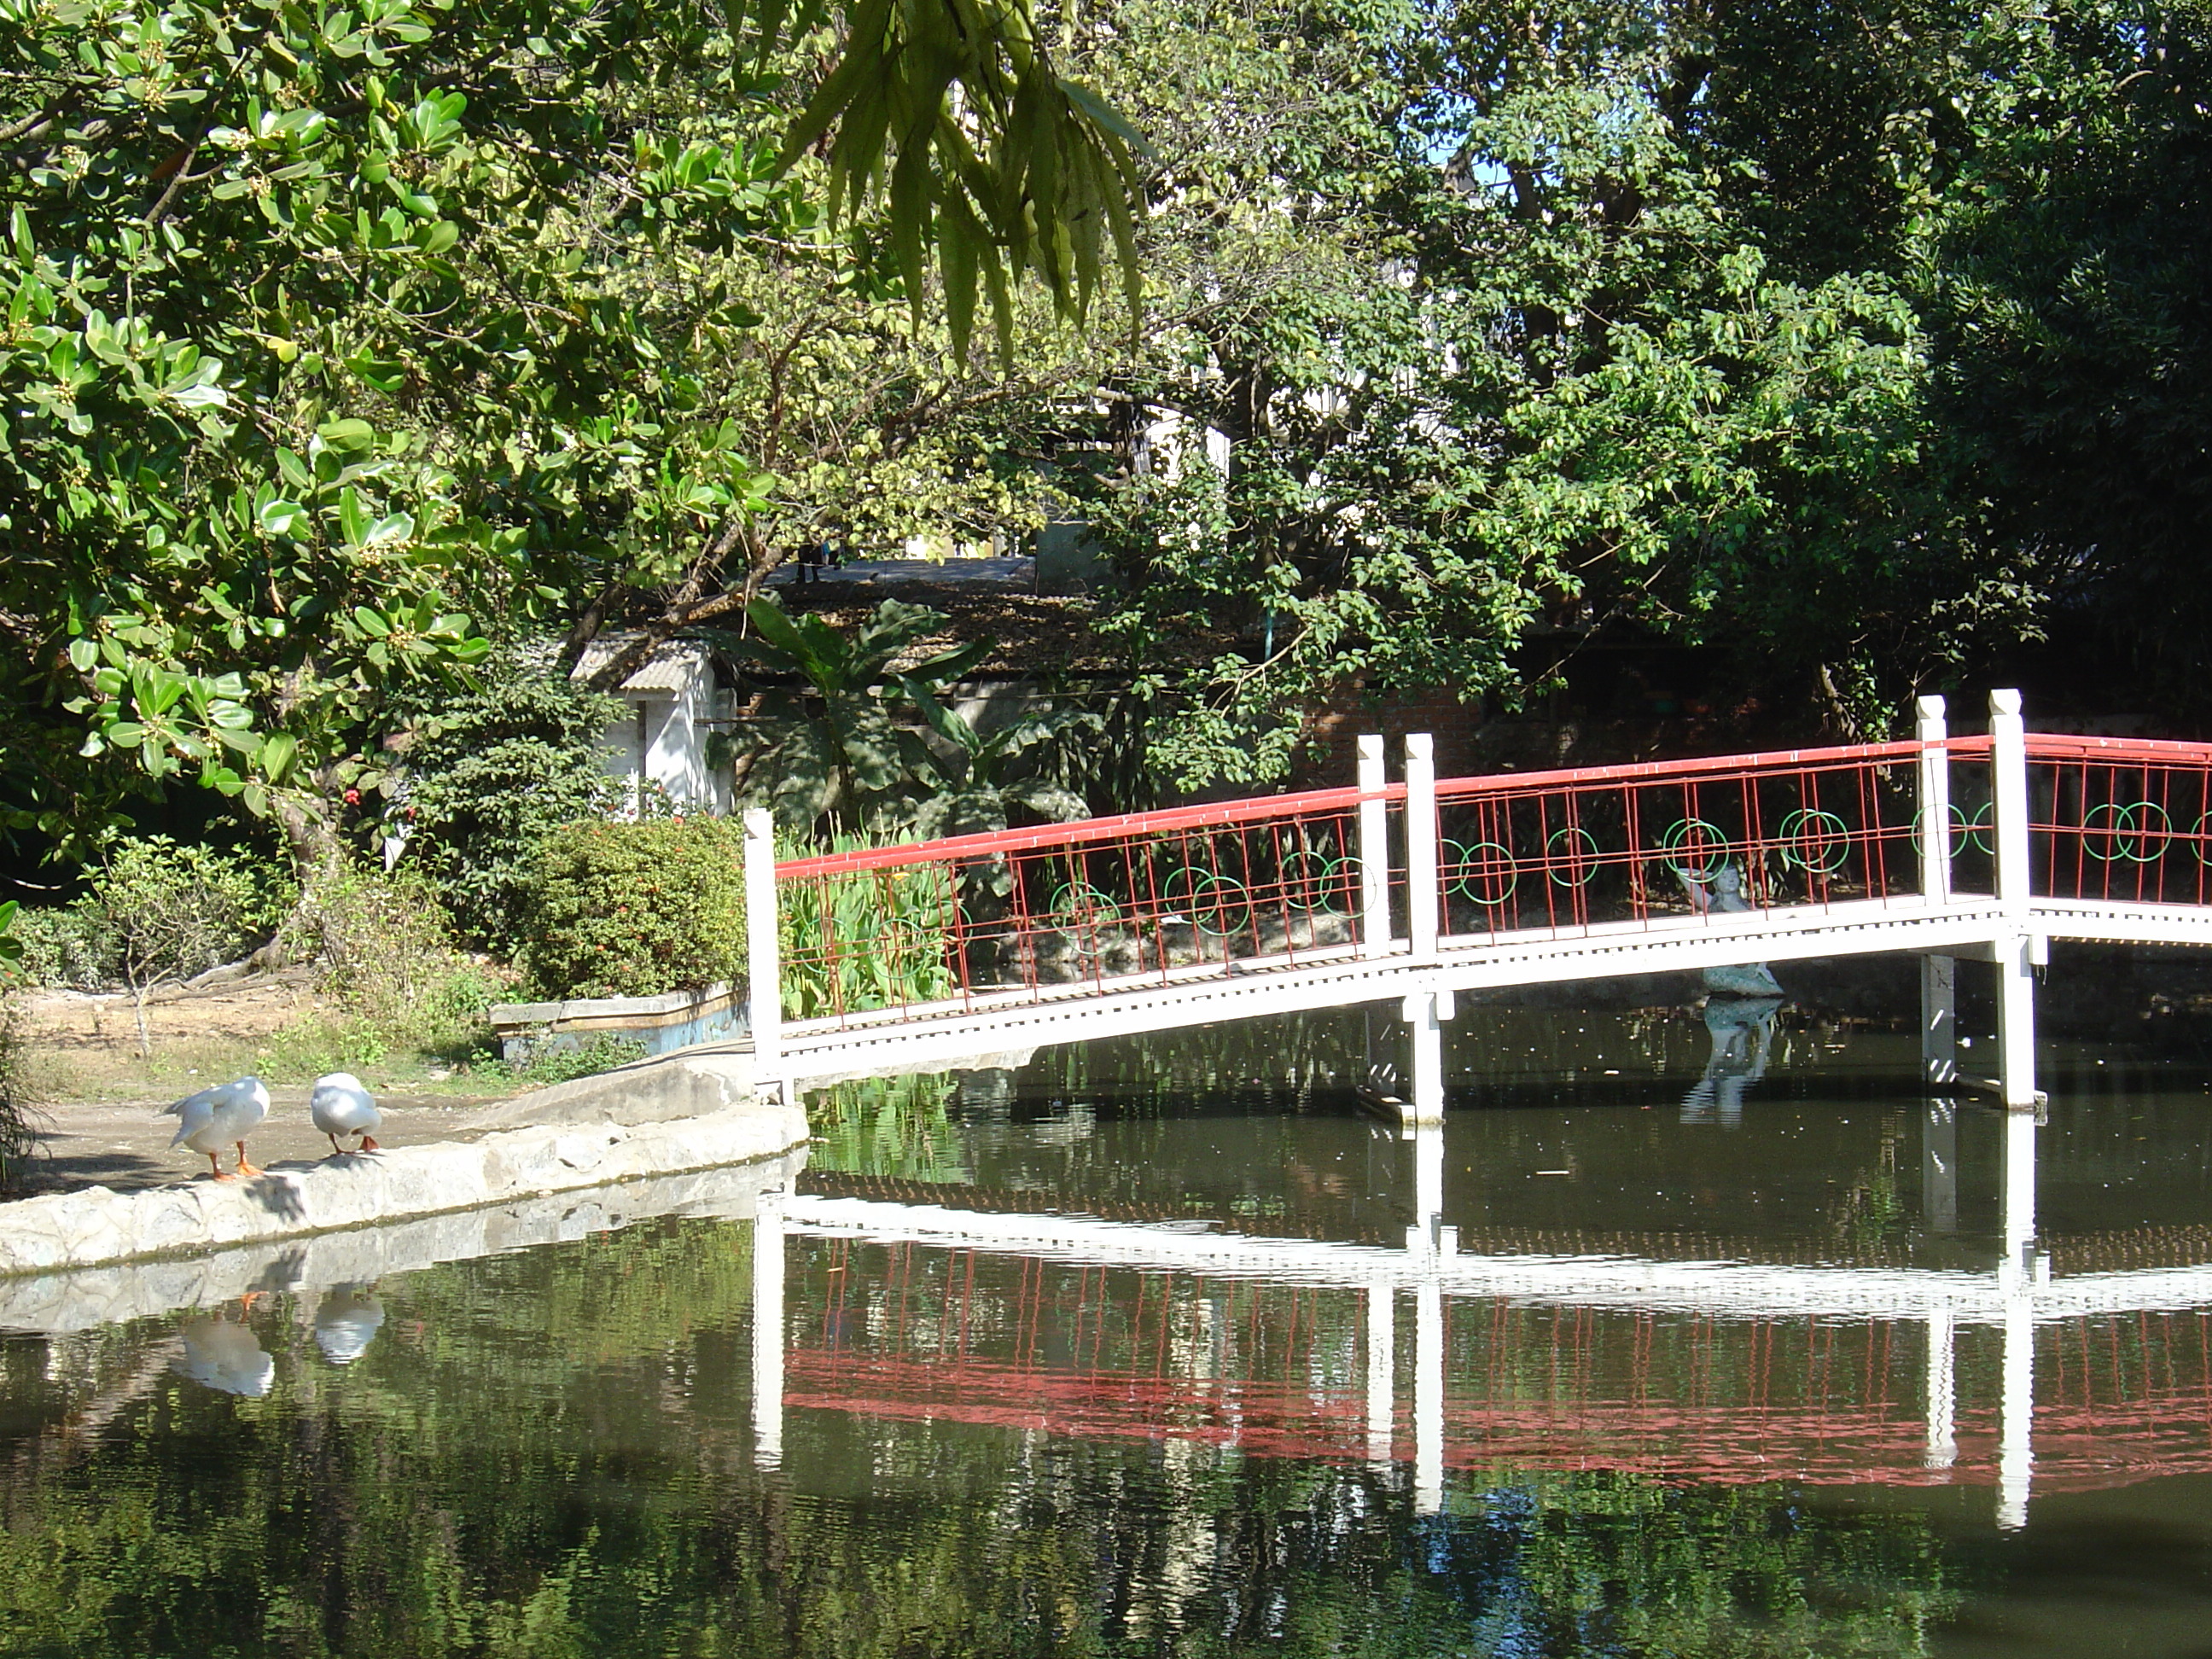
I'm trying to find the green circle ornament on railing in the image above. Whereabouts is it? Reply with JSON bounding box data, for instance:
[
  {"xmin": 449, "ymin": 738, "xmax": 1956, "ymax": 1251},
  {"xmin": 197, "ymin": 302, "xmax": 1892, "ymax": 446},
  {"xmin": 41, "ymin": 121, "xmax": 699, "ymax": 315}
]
[
  {"xmin": 1659, "ymin": 818, "xmax": 1732, "ymax": 879},
  {"xmin": 1917, "ymin": 801, "xmax": 1994, "ymax": 858},
  {"xmin": 1046, "ymin": 882, "xmax": 1124, "ymax": 924},
  {"xmin": 1445, "ymin": 839, "xmax": 1518, "ymax": 905},
  {"xmin": 1158, "ymin": 867, "xmax": 1252, "ymax": 935},
  {"xmin": 1775, "ymin": 808, "xmax": 1852, "ymax": 874},
  {"xmin": 1964, "ymin": 800, "xmax": 1993, "ymax": 856},
  {"xmin": 1280, "ymin": 847, "xmax": 1350, "ymax": 912},
  {"xmin": 1544, "ymin": 826, "xmax": 1601, "ymax": 888},
  {"xmin": 2079, "ymin": 800, "xmax": 2172, "ymax": 864}
]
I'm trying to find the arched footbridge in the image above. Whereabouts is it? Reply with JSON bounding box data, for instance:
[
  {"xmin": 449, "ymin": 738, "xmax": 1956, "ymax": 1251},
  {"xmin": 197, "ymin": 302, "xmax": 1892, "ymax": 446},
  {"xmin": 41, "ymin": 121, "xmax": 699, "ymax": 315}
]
[{"xmin": 739, "ymin": 690, "xmax": 2212, "ymax": 1109}]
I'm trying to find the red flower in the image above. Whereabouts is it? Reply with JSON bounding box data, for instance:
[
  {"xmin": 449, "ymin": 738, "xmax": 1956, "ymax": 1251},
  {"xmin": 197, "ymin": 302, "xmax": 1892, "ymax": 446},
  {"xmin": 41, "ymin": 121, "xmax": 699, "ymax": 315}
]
[{"xmin": 343, "ymin": 788, "xmax": 361, "ymax": 805}]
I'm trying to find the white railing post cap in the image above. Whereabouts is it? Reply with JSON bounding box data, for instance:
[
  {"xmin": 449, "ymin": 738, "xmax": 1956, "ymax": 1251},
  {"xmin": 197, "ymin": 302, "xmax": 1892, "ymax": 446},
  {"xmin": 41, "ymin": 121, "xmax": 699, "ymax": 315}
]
[
  {"xmin": 1915, "ymin": 694, "xmax": 1946, "ymax": 722},
  {"xmin": 1990, "ymin": 689, "xmax": 2023, "ymax": 717}
]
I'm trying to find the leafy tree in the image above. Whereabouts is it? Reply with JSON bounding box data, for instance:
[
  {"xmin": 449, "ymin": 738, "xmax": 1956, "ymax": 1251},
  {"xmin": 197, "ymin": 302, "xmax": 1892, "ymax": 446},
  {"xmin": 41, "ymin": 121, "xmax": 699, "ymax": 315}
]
[
  {"xmin": 387, "ymin": 656, "xmax": 622, "ymax": 954},
  {"xmin": 1060, "ymin": 0, "xmax": 1995, "ymax": 780},
  {"xmin": 723, "ymin": 594, "xmax": 983, "ymax": 835},
  {"xmin": 904, "ymin": 684, "xmax": 1096, "ymax": 838},
  {"xmin": 0, "ymin": 0, "xmax": 1140, "ymax": 868},
  {"xmin": 1929, "ymin": 0, "xmax": 2212, "ymax": 708}
]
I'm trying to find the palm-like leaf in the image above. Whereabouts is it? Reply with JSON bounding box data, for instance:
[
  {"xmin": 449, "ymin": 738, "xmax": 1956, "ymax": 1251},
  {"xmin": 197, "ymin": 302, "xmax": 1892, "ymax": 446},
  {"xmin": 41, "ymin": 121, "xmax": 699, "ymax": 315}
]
[{"xmin": 767, "ymin": 0, "xmax": 1150, "ymax": 361}]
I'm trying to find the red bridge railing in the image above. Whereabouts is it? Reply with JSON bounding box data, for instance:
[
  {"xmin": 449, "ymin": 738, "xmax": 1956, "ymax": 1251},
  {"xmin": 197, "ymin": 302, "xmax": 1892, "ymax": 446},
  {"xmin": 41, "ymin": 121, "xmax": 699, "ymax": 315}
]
[
  {"xmin": 739, "ymin": 700, "xmax": 2212, "ymax": 1052},
  {"xmin": 2029, "ymin": 735, "xmax": 2212, "ymax": 906},
  {"xmin": 771, "ymin": 783, "xmax": 1402, "ymax": 1027},
  {"xmin": 1428, "ymin": 739, "xmax": 1982, "ymax": 941}
]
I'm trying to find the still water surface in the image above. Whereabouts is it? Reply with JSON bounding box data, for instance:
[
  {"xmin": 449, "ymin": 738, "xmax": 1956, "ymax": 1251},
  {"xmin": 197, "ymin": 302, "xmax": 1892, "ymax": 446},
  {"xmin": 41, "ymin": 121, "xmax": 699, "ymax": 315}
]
[{"xmin": 5, "ymin": 998, "xmax": 2212, "ymax": 1656}]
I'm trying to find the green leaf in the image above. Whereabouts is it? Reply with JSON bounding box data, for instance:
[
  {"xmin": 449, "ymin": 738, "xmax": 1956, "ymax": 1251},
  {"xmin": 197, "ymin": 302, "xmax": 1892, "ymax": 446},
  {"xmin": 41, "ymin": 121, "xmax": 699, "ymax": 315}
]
[
  {"xmin": 318, "ymin": 418, "xmax": 376, "ymax": 451},
  {"xmin": 256, "ymin": 731, "xmax": 299, "ymax": 783}
]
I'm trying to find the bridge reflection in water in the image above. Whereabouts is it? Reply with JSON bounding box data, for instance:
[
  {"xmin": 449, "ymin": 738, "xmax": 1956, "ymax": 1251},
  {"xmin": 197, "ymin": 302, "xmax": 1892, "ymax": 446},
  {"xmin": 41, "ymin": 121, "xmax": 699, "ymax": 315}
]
[{"xmin": 748, "ymin": 1103, "xmax": 2212, "ymax": 1534}]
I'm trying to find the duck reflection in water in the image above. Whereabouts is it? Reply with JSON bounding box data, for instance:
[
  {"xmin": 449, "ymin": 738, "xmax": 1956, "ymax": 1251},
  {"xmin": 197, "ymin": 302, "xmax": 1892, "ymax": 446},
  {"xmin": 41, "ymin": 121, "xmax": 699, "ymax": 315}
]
[
  {"xmin": 314, "ymin": 1287, "xmax": 385, "ymax": 1365},
  {"xmin": 1681, "ymin": 996, "xmax": 1785, "ymax": 1127},
  {"xmin": 173, "ymin": 1310, "xmax": 275, "ymax": 1398}
]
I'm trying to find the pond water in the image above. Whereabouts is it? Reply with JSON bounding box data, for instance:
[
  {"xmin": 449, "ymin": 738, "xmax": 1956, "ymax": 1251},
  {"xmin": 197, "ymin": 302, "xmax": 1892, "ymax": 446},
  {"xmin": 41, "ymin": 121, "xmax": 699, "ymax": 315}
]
[{"xmin": 6, "ymin": 987, "xmax": 2212, "ymax": 1656}]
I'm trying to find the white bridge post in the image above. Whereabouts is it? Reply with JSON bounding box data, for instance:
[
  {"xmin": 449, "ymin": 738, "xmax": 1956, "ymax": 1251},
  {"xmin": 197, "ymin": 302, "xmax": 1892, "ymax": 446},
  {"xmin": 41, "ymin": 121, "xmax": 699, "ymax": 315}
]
[
  {"xmin": 1365, "ymin": 1281, "xmax": 1395, "ymax": 1467},
  {"xmin": 1405, "ymin": 733, "xmax": 1439, "ymax": 960},
  {"xmin": 1358, "ymin": 735, "xmax": 1389, "ymax": 958},
  {"xmin": 1917, "ymin": 694, "xmax": 1953, "ymax": 905},
  {"xmin": 1924, "ymin": 1307, "xmax": 1957, "ymax": 1470},
  {"xmin": 1918, "ymin": 695, "xmax": 1959, "ymax": 1087},
  {"xmin": 743, "ymin": 808, "xmax": 784, "ymax": 1097},
  {"xmin": 751, "ymin": 1191, "xmax": 786, "ymax": 1470},
  {"xmin": 1990, "ymin": 690, "xmax": 2040, "ymax": 1108}
]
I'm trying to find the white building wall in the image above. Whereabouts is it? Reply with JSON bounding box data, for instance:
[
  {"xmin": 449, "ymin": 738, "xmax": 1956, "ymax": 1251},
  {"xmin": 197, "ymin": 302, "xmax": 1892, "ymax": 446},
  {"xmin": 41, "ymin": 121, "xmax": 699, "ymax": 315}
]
[{"xmin": 600, "ymin": 670, "xmax": 731, "ymax": 816}]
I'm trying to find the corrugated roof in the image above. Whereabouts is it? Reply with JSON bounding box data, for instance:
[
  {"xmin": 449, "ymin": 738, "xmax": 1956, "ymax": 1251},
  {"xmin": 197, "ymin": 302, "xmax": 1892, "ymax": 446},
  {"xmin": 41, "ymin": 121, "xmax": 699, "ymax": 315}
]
[{"xmin": 569, "ymin": 636, "xmax": 710, "ymax": 693}]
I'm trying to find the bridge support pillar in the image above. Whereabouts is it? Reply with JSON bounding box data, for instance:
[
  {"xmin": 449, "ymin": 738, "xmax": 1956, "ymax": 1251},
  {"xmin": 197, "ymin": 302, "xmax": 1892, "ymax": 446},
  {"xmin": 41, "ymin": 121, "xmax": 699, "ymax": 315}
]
[
  {"xmin": 1996, "ymin": 934, "xmax": 2040, "ymax": 1109},
  {"xmin": 1404, "ymin": 989, "xmax": 1450, "ymax": 1126},
  {"xmin": 751, "ymin": 1192, "xmax": 786, "ymax": 1470},
  {"xmin": 2000, "ymin": 1097, "xmax": 2041, "ymax": 1286},
  {"xmin": 1411, "ymin": 1120, "xmax": 1447, "ymax": 1243},
  {"xmin": 1922, "ymin": 1099, "xmax": 1957, "ymax": 1232},
  {"xmin": 1988, "ymin": 690, "xmax": 2042, "ymax": 1109},
  {"xmin": 1921, "ymin": 955, "xmax": 1958, "ymax": 1086},
  {"xmin": 1412, "ymin": 1278, "xmax": 1445, "ymax": 1515},
  {"xmin": 1365, "ymin": 1283, "xmax": 1395, "ymax": 1467}
]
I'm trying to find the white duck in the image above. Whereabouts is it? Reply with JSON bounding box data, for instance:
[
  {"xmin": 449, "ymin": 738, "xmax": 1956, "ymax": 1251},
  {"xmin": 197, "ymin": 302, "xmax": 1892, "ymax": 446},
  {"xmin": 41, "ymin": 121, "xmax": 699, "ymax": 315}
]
[
  {"xmin": 174, "ymin": 1314, "xmax": 275, "ymax": 1397},
  {"xmin": 313, "ymin": 1287, "xmax": 385, "ymax": 1365},
  {"xmin": 309, "ymin": 1072, "xmax": 382, "ymax": 1156},
  {"xmin": 160, "ymin": 1075, "xmax": 270, "ymax": 1179}
]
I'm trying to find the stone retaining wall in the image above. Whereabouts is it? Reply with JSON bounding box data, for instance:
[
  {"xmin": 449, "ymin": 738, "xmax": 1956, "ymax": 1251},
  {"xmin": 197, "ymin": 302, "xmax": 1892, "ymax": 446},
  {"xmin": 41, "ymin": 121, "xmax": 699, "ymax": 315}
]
[
  {"xmin": 0, "ymin": 1051, "xmax": 806, "ymax": 1283},
  {"xmin": 0, "ymin": 1146, "xmax": 806, "ymax": 1336}
]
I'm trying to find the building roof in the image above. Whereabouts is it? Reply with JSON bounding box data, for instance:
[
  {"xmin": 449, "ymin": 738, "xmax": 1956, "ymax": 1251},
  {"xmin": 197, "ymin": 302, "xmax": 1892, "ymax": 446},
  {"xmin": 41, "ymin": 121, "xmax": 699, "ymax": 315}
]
[{"xmin": 568, "ymin": 635, "xmax": 712, "ymax": 693}]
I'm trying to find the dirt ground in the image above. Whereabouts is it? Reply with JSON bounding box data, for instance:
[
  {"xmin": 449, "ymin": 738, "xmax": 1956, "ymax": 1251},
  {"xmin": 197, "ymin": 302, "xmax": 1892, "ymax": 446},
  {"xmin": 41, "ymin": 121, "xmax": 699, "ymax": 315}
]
[{"xmin": 8, "ymin": 975, "xmax": 530, "ymax": 1196}]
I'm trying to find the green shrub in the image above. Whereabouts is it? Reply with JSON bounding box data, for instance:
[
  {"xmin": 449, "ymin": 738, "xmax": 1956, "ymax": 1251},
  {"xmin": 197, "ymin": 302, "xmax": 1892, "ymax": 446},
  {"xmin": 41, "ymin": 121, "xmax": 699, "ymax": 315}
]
[
  {"xmin": 520, "ymin": 818, "xmax": 748, "ymax": 999},
  {"xmin": 91, "ymin": 837, "xmax": 292, "ymax": 1056},
  {"xmin": 5, "ymin": 902, "xmax": 110, "ymax": 990},
  {"xmin": 259, "ymin": 864, "xmax": 505, "ymax": 1079},
  {"xmin": 389, "ymin": 655, "xmax": 624, "ymax": 955},
  {"xmin": 0, "ymin": 995, "xmax": 35, "ymax": 1190}
]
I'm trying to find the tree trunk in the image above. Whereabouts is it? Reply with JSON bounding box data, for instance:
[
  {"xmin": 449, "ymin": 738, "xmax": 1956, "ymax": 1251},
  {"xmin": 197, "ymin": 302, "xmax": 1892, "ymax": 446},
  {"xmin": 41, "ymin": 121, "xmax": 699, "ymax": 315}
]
[
  {"xmin": 275, "ymin": 793, "xmax": 345, "ymax": 882},
  {"xmin": 131, "ymin": 981, "xmax": 151, "ymax": 1061}
]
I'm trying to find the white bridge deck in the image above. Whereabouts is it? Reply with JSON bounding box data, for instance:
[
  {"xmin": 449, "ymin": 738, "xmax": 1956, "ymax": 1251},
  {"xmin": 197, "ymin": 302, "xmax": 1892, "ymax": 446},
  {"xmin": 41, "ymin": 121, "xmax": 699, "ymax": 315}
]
[{"xmin": 742, "ymin": 693, "xmax": 2212, "ymax": 1106}]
